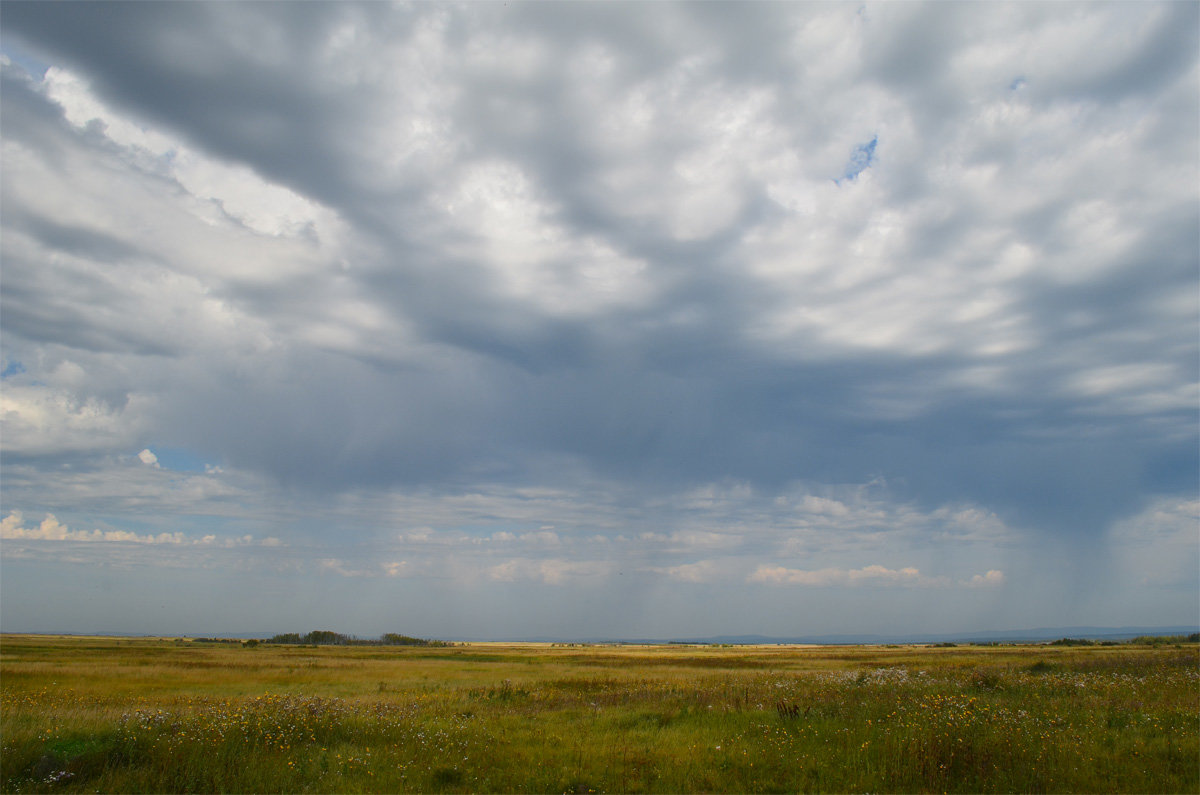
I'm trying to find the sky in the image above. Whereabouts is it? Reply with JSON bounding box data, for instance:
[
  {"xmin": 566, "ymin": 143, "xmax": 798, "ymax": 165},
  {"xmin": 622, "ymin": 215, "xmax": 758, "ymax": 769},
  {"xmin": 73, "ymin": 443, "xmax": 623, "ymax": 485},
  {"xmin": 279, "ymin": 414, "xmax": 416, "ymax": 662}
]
[{"xmin": 1, "ymin": 1, "xmax": 1197, "ymax": 640}]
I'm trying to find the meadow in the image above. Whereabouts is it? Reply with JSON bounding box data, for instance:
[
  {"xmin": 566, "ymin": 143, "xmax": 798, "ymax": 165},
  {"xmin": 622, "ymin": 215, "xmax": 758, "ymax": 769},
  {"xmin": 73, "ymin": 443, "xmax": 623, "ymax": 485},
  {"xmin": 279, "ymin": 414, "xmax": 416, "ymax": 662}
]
[{"xmin": 1, "ymin": 634, "xmax": 1196, "ymax": 793}]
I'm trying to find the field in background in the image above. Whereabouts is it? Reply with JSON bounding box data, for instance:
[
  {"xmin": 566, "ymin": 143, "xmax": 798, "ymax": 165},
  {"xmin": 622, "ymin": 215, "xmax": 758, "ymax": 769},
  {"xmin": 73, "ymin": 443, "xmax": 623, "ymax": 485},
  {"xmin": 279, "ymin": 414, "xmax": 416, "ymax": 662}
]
[{"xmin": 2, "ymin": 635, "xmax": 1196, "ymax": 793}]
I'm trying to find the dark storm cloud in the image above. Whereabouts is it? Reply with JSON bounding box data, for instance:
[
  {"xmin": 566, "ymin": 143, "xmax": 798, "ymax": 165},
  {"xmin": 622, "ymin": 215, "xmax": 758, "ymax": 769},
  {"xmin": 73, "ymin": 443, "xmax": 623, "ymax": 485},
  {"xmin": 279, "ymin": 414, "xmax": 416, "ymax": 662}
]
[
  {"xmin": 2, "ymin": 0, "xmax": 1195, "ymax": 550},
  {"xmin": 1, "ymin": 3, "xmax": 346, "ymax": 176}
]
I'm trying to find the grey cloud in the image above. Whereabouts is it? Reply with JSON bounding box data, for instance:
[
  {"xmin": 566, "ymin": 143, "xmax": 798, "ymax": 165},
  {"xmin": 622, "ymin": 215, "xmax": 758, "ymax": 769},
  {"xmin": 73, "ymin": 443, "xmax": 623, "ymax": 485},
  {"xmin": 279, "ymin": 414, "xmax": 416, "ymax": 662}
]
[
  {"xmin": 1037, "ymin": 2, "xmax": 1199, "ymax": 104},
  {"xmin": 3, "ymin": 2, "xmax": 403, "ymax": 234},
  {"xmin": 2, "ymin": 2, "xmax": 1195, "ymax": 546},
  {"xmin": 10, "ymin": 208, "xmax": 146, "ymax": 264},
  {"xmin": 861, "ymin": 2, "xmax": 967, "ymax": 89}
]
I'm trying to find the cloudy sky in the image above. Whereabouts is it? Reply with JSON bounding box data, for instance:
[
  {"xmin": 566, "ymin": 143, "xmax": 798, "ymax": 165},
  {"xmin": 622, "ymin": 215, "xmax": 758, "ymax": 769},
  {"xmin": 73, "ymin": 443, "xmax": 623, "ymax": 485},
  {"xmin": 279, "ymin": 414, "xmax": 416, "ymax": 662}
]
[{"xmin": 1, "ymin": 1, "xmax": 1196, "ymax": 639}]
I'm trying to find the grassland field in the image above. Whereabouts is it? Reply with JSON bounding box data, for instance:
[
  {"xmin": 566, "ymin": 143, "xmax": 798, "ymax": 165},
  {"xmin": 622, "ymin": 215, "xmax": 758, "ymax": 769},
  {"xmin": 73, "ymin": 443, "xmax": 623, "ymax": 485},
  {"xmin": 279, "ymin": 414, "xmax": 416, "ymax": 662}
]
[{"xmin": 1, "ymin": 634, "xmax": 1196, "ymax": 793}]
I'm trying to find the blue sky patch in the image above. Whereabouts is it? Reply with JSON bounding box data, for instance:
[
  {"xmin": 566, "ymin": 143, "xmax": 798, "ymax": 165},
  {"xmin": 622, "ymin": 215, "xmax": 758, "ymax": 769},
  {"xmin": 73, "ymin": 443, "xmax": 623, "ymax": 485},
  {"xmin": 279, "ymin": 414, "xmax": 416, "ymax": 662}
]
[
  {"xmin": 1, "ymin": 360, "xmax": 26, "ymax": 379},
  {"xmin": 838, "ymin": 136, "xmax": 878, "ymax": 183},
  {"xmin": 0, "ymin": 42, "xmax": 51, "ymax": 80}
]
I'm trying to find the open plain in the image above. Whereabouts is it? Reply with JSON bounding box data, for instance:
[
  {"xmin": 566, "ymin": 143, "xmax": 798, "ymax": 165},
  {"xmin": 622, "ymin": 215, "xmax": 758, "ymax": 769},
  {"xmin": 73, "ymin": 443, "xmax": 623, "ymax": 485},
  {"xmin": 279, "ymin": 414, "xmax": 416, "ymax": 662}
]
[{"xmin": 1, "ymin": 635, "xmax": 1196, "ymax": 793}]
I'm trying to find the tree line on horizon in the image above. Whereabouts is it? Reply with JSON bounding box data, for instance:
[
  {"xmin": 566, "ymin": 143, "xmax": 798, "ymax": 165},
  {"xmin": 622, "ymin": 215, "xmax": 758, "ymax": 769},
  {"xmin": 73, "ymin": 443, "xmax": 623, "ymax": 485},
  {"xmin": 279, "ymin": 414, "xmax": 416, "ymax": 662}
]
[
  {"xmin": 259, "ymin": 631, "xmax": 451, "ymax": 647},
  {"xmin": 189, "ymin": 632, "xmax": 451, "ymax": 647},
  {"xmin": 187, "ymin": 631, "xmax": 1197, "ymax": 648}
]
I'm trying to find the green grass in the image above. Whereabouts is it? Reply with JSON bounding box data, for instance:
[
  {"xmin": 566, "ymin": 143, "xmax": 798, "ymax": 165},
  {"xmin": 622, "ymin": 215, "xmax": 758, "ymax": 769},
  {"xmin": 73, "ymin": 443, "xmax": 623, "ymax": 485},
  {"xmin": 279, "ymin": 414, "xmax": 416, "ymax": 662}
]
[{"xmin": 2, "ymin": 635, "xmax": 1197, "ymax": 792}]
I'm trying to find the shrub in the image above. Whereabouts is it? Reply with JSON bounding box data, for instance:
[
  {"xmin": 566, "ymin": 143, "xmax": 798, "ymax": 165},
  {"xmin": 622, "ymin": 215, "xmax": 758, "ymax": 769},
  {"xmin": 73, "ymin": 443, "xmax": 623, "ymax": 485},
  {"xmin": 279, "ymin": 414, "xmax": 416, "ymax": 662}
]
[
  {"xmin": 1130, "ymin": 634, "xmax": 1196, "ymax": 646},
  {"xmin": 969, "ymin": 668, "xmax": 1004, "ymax": 690}
]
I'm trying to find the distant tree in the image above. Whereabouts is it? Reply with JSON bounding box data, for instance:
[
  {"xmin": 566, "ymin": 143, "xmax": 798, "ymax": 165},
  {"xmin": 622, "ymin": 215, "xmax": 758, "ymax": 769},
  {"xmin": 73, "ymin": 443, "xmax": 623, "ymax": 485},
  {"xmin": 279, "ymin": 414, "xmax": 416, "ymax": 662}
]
[
  {"xmin": 304, "ymin": 630, "xmax": 346, "ymax": 645},
  {"xmin": 265, "ymin": 633, "xmax": 302, "ymax": 644},
  {"xmin": 381, "ymin": 633, "xmax": 417, "ymax": 645},
  {"xmin": 1130, "ymin": 634, "xmax": 1191, "ymax": 646},
  {"xmin": 262, "ymin": 630, "xmax": 450, "ymax": 646}
]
